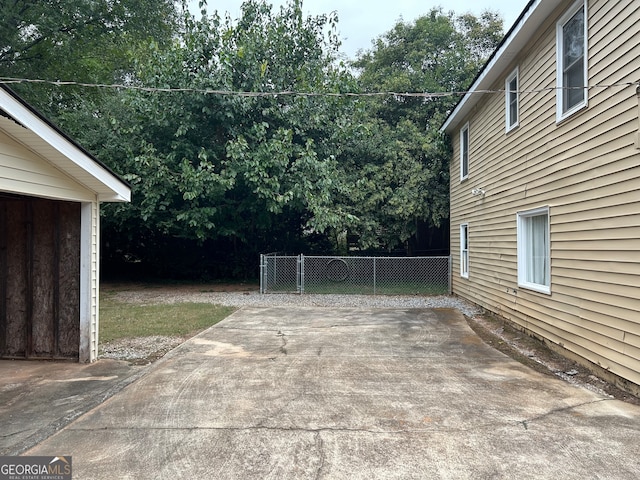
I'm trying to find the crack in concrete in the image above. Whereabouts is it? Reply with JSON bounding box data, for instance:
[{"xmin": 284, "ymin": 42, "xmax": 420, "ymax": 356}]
[
  {"xmin": 276, "ymin": 330, "xmax": 288, "ymax": 355},
  {"xmin": 314, "ymin": 431, "xmax": 325, "ymax": 480},
  {"xmin": 326, "ymin": 323, "xmax": 389, "ymax": 329},
  {"xmin": 517, "ymin": 398, "xmax": 611, "ymax": 430},
  {"xmin": 68, "ymin": 420, "xmax": 541, "ymax": 437},
  {"xmin": 0, "ymin": 428, "xmax": 30, "ymax": 439},
  {"xmin": 69, "ymin": 425, "xmax": 431, "ymax": 435}
]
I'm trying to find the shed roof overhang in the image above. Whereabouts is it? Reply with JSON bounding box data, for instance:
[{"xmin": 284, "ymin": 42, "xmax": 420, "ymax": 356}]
[
  {"xmin": 0, "ymin": 85, "xmax": 131, "ymax": 203},
  {"xmin": 440, "ymin": 0, "xmax": 558, "ymax": 134}
]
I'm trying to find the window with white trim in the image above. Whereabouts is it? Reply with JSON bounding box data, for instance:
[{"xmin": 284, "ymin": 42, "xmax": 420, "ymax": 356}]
[
  {"xmin": 460, "ymin": 123, "xmax": 469, "ymax": 181},
  {"xmin": 460, "ymin": 224, "xmax": 469, "ymax": 278},
  {"xmin": 517, "ymin": 207, "xmax": 550, "ymax": 294},
  {"xmin": 557, "ymin": 0, "xmax": 587, "ymax": 121},
  {"xmin": 506, "ymin": 68, "xmax": 519, "ymax": 131}
]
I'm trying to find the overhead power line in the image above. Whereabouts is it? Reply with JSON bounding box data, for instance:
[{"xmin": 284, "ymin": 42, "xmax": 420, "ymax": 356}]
[{"xmin": 0, "ymin": 77, "xmax": 638, "ymax": 98}]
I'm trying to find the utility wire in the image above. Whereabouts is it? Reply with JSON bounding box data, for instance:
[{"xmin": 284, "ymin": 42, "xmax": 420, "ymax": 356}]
[{"xmin": 0, "ymin": 77, "xmax": 638, "ymax": 98}]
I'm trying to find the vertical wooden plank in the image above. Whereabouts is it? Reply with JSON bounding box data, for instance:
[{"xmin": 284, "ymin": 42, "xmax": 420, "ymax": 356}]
[
  {"xmin": 53, "ymin": 201, "xmax": 60, "ymax": 356},
  {"xmin": 31, "ymin": 199, "xmax": 55, "ymax": 357},
  {"xmin": 6, "ymin": 199, "xmax": 27, "ymax": 357},
  {"xmin": 0, "ymin": 200, "xmax": 6, "ymax": 355},
  {"xmin": 25, "ymin": 200, "xmax": 33, "ymax": 357},
  {"xmin": 57, "ymin": 201, "xmax": 80, "ymax": 358}
]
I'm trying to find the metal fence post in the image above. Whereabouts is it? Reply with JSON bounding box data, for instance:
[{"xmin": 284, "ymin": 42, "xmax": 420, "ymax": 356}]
[
  {"xmin": 373, "ymin": 257, "xmax": 377, "ymax": 295},
  {"xmin": 448, "ymin": 255, "xmax": 452, "ymax": 294},
  {"xmin": 298, "ymin": 254, "xmax": 305, "ymax": 294},
  {"xmin": 260, "ymin": 254, "xmax": 265, "ymax": 294}
]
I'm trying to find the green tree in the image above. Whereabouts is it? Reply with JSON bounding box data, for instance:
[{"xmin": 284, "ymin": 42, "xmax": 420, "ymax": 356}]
[
  {"xmin": 353, "ymin": 8, "xmax": 503, "ymax": 128},
  {"xmin": 0, "ymin": 0, "xmax": 178, "ymax": 117},
  {"xmin": 93, "ymin": 0, "xmax": 356, "ymax": 277},
  {"xmin": 341, "ymin": 8, "xmax": 503, "ymax": 252}
]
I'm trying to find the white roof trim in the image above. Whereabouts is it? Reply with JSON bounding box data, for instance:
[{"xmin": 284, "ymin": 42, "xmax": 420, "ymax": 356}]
[
  {"xmin": 441, "ymin": 0, "xmax": 559, "ymax": 133},
  {"xmin": 0, "ymin": 87, "xmax": 131, "ymax": 202}
]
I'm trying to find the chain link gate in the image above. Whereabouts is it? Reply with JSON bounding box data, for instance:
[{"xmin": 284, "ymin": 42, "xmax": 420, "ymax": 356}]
[{"xmin": 260, "ymin": 254, "xmax": 451, "ymax": 295}]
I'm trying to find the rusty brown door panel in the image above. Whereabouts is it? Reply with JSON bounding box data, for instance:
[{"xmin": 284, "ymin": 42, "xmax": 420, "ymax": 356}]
[{"xmin": 0, "ymin": 195, "xmax": 80, "ymax": 359}]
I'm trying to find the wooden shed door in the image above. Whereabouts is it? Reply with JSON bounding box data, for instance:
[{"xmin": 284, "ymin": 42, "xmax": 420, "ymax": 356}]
[{"xmin": 0, "ymin": 195, "xmax": 81, "ymax": 359}]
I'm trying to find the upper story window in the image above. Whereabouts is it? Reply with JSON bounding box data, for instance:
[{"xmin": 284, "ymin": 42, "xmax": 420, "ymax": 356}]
[
  {"xmin": 505, "ymin": 68, "xmax": 519, "ymax": 131},
  {"xmin": 460, "ymin": 123, "xmax": 469, "ymax": 181},
  {"xmin": 556, "ymin": 0, "xmax": 587, "ymax": 121}
]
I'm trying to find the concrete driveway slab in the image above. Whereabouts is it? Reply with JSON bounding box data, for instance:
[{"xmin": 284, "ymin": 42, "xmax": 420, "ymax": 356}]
[
  {"xmin": 24, "ymin": 307, "xmax": 640, "ymax": 479},
  {"xmin": 0, "ymin": 358, "xmax": 142, "ymax": 455}
]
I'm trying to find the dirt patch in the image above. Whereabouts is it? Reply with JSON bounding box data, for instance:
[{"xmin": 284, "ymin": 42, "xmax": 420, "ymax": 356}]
[{"xmin": 466, "ymin": 313, "xmax": 640, "ymax": 406}]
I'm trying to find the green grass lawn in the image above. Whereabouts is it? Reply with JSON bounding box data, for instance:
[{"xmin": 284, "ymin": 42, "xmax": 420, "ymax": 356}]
[{"xmin": 99, "ymin": 293, "xmax": 236, "ymax": 343}]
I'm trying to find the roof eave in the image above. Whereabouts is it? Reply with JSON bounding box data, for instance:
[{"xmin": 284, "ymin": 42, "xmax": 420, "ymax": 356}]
[
  {"xmin": 440, "ymin": 0, "xmax": 558, "ymax": 134},
  {"xmin": 0, "ymin": 85, "xmax": 131, "ymax": 203}
]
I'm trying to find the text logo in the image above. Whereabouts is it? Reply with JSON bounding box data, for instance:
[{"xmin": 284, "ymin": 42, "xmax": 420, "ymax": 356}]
[{"xmin": 0, "ymin": 456, "xmax": 72, "ymax": 480}]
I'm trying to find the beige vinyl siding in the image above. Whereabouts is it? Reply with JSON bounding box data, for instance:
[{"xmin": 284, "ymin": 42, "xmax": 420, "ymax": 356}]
[
  {"xmin": 0, "ymin": 129, "xmax": 94, "ymax": 202},
  {"xmin": 450, "ymin": 0, "xmax": 640, "ymax": 387},
  {"xmin": 90, "ymin": 200, "xmax": 100, "ymax": 362},
  {"xmin": 78, "ymin": 200, "xmax": 100, "ymax": 363}
]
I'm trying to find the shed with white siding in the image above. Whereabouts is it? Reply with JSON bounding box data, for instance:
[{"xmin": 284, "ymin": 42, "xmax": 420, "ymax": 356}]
[
  {"xmin": 0, "ymin": 85, "xmax": 130, "ymax": 362},
  {"xmin": 442, "ymin": 0, "xmax": 640, "ymax": 393}
]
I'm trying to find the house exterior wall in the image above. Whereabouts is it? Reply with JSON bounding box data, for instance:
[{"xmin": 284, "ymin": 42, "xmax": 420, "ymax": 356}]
[{"xmin": 449, "ymin": 0, "xmax": 640, "ymax": 389}]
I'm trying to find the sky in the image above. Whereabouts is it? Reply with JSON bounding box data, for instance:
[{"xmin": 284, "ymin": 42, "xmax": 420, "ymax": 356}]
[{"xmin": 191, "ymin": 0, "xmax": 530, "ymax": 58}]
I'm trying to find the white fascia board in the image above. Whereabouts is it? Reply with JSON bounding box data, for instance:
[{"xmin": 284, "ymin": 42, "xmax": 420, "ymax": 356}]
[
  {"xmin": 440, "ymin": 0, "xmax": 558, "ymax": 134},
  {"xmin": 0, "ymin": 88, "xmax": 131, "ymax": 202}
]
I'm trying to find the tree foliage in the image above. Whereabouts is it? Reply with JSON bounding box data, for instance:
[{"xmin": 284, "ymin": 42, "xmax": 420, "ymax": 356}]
[
  {"xmin": 0, "ymin": 0, "xmax": 178, "ymax": 117},
  {"xmin": 92, "ymin": 0, "xmax": 356, "ymax": 276},
  {"xmin": 340, "ymin": 8, "xmax": 503, "ymax": 251},
  {"xmin": 2, "ymin": 1, "xmax": 504, "ymax": 278}
]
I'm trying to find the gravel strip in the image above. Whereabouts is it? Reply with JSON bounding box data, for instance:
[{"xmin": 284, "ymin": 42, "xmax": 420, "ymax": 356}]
[
  {"xmin": 100, "ymin": 335, "xmax": 182, "ymax": 364},
  {"xmin": 110, "ymin": 290, "xmax": 483, "ymax": 318}
]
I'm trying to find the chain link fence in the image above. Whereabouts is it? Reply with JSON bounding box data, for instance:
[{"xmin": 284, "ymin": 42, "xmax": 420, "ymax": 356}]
[{"xmin": 260, "ymin": 254, "xmax": 451, "ymax": 295}]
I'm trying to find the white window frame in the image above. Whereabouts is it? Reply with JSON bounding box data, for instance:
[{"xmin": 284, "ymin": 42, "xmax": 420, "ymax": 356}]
[
  {"xmin": 517, "ymin": 207, "xmax": 551, "ymax": 295},
  {"xmin": 460, "ymin": 123, "xmax": 469, "ymax": 181},
  {"xmin": 505, "ymin": 67, "xmax": 519, "ymax": 132},
  {"xmin": 460, "ymin": 223, "xmax": 469, "ymax": 278},
  {"xmin": 556, "ymin": 0, "xmax": 588, "ymax": 122}
]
